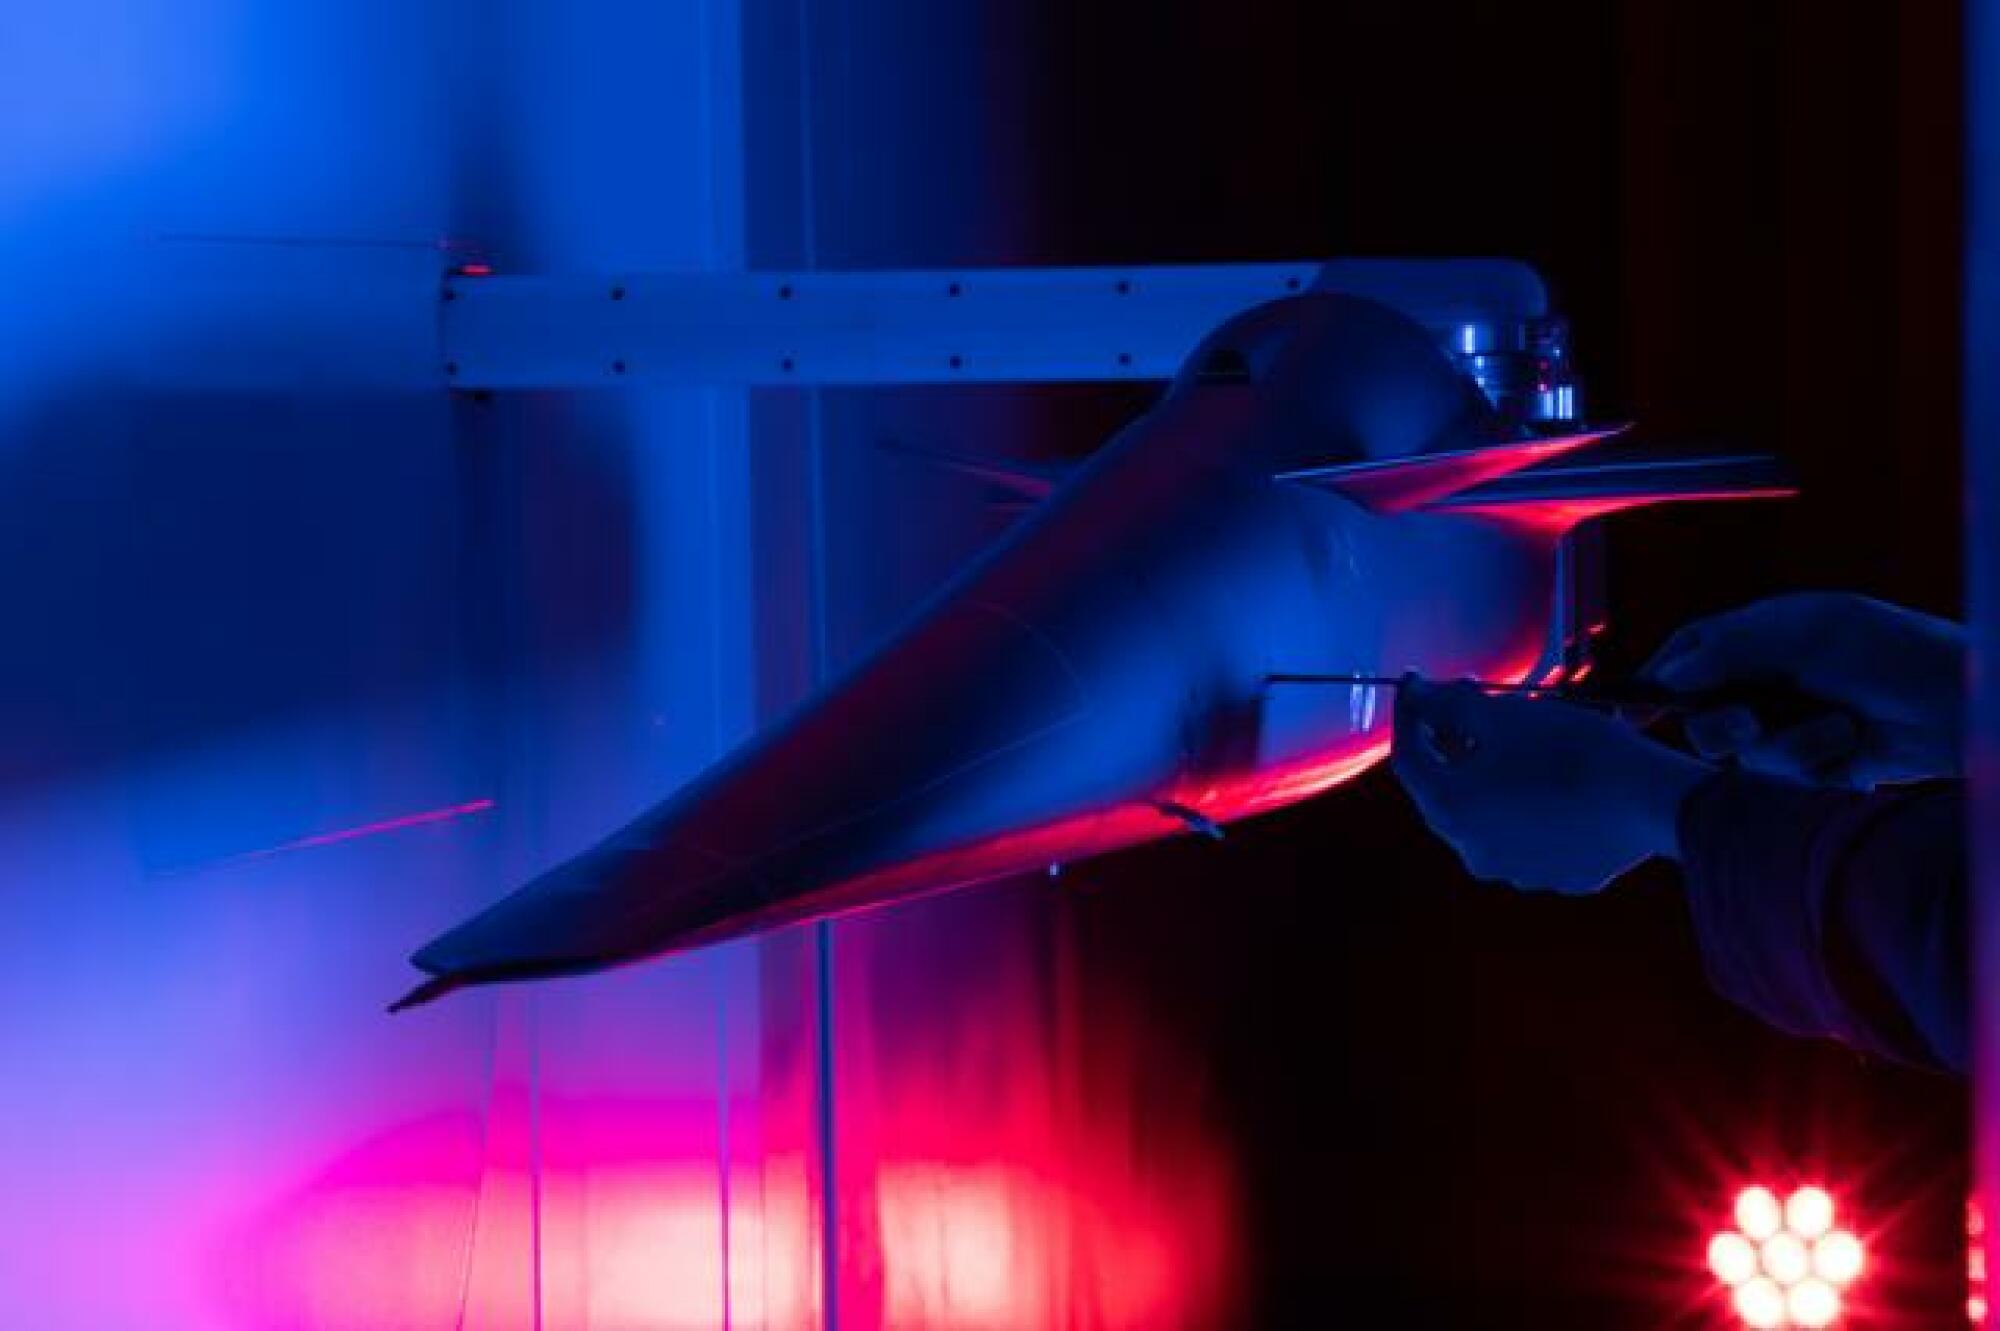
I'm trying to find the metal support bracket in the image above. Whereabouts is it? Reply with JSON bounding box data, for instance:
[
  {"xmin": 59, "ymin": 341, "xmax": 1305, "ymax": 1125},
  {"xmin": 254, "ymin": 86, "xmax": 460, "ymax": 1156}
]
[{"xmin": 438, "ymin": 258, "xmax": 1550, "ymax": 389}]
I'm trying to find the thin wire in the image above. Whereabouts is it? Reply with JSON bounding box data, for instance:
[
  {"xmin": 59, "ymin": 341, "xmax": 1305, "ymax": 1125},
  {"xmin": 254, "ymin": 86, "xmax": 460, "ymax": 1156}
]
[
  {"xmin": 716, "ymin": 950, "xmax": 735, "ymax": 1330},
  {"xmin": 530, "ymin": 999, "xmax": 544, "ymax": 1331},
  {"xmin": 793, "ymin": 0, "xmax": 842, "ymax": 1319},
  {"xmin": 698, "ymin": 0, "xmax": 740, "ymax": 1317},
  {"xmin": 452, "ymin": 997, "xmax": 504, "ymax": 1331},
  {"xmin": 1263, "ymin": 672, "xmax": 1686, "ymax": 719}
]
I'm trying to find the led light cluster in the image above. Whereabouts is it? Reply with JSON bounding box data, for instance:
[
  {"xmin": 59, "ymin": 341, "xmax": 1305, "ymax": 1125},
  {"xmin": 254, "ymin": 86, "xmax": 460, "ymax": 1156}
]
[
  {"xmin": 1969, "ymin": 1199, "xmax": 1986, "ymax": 1325},
  {"xmin": 1708, "ymin": 1185, "xmax": 1863, "ymax": 1328}
]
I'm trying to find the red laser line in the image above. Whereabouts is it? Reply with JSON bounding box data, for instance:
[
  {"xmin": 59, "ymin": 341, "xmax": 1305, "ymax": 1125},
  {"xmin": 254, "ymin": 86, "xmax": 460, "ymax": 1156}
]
[
  {"xmin": 264, "ymin": 799, "xmax": 495, "ymax": 855},
  {"xmin": 170, "ymin": 799, "xmax": 497, "ymax": 876}
]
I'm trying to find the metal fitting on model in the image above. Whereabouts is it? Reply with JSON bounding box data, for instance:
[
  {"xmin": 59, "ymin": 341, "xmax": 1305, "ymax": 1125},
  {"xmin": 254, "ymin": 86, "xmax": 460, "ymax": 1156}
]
[{"xmin": 1439, "ymin": 315, "xmax": 1581, "ymax": 429}]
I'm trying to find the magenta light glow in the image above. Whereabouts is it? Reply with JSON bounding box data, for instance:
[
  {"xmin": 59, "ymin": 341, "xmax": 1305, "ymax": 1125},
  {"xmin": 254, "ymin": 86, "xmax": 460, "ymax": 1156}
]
[{"xmin": 1972, "ymin": 1199, "xmax": 1989, "ymax": 1324}]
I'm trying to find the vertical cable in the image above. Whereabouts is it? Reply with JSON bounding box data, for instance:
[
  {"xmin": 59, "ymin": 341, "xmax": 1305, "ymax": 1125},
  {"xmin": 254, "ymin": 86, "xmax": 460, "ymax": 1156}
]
[
  {"xmin": 697, "ymin": 5, "xmax": 737, "ymax": 1323},
  {"xmin": 812, "ymin": 920, "xmax": 839, "ymax": 1331},
  {"xmin": 529, "ymin": 999, "xmax": 544, "ymax": 1331},
  {"xmin": 1967, "ymin": 0, "xmax": 2000, "ymax": 1295},
  {"xmin": 792, "ymin": 0, "xmax": 841, "ymax": 1322},
  {"xmin": 716, "ymin": 952, "xmax": 735, "ymax": 1329},
  {"xmin": 451, "ymin": 1000, "xmax": 502, "ymax": 1331}
]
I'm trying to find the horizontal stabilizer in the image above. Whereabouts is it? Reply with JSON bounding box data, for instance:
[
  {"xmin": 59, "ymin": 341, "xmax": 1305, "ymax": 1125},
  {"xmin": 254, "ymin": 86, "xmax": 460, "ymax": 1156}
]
[
  {"xmin": 881, "ymin": 437, "xmax": 1072, "ymax": 500},
  {"xmin": 1430, "ymin": 453, "xmax": 1795, "ymax": 527},
  {"xmin": 1276, "ymin": 427, "xmax": 1627, "ymax": 513}
]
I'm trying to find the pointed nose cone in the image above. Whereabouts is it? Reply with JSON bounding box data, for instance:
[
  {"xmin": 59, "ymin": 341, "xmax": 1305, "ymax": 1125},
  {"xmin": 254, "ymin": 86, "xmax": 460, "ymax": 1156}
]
[
  {"xmin": 399, "ymin": 596, "xmax": 1101, "ymax": 1003},
  {"xmin": 406, "ymin": 832, "xmax": 743, "ymax": 982}
]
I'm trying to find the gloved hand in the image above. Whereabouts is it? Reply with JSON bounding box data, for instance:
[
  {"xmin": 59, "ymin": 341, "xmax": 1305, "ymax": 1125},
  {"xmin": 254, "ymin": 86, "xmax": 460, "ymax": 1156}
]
[
  {"xmin": 1391, "ymin": 677, "xmax": 1713, "ymax": 895},
  {"xmin": 1644, "ymin": 592, "xmax": 1965, "ymax": 789}
]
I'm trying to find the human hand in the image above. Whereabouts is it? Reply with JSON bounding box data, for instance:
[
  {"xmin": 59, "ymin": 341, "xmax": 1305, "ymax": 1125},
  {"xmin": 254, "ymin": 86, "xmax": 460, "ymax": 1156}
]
[
  {"xmin": 1390, "ymin": 677, "xmax": 1712, "ymax": 895},
  {"xmin": 1644, "ymin": 593, "xmax": 1965, "ymax": 788}
]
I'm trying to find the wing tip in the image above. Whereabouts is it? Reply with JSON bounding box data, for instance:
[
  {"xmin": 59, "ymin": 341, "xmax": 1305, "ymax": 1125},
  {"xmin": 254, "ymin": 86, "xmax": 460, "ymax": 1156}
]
[{"xmin": 1277, "ymin": 422, "xmax": 1631, "ymax": 513}]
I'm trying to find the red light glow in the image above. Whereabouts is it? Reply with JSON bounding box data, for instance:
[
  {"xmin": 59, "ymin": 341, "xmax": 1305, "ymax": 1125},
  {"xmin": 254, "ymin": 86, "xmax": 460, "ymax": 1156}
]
[
  {"xmin": 1813, "ymin": 1231, "xmax": 1864, "ymax": 1285},
  {"xmin": 1738, "ymin": 1187, "xmax": 1784, "ymax": 1242},
  {"xmin": 1736, "ymin": 1277, "xmax": 1787, "ymax": 1328},
  {"xmin": 1971, "ymin": 1200, "xmax": 1988, "ymax": 1326},
  {"xmin": 1710, "ymin": 1232, "xmax": 1759, "ymax": 1286},
  {"xmin": 1449, "ymin": 488, "xmax": 1797, "ymax": 534},
  {"xmin": 1762, "ymin": 1232, "xmax": 1810, "ymax": 1286},
  {"xmin": 1787, "ymin": 1187, "xmax": 1835, "ymax": 1240},
  {"xmin": 1711, "ymin": 1185, "xmax": 1863, "ymax": 1327},
  {"xmin": 1787, "ymin": 1278, "xmax": 1842, "ymax": 1328}
]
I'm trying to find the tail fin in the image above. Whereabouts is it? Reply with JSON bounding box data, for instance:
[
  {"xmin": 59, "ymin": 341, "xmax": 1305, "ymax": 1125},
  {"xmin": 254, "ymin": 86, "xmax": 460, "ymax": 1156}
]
[
  {"xmin": 1276, "ymin": 427, "xmax": 1627, "ymax": 513},
  {"xmin": 1428, "ymin": 453, "xmax": 1795, "ymax": 530},
  {"xmin": 880, "ymin": 437, "xmax": 1071, "ymax": 500}
]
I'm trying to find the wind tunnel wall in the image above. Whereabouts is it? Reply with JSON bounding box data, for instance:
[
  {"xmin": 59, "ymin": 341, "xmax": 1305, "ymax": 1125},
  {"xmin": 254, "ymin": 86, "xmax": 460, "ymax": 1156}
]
[
  {"xmin": 0, "ymin": 0, "xmax": 767, "ymax": 1326},
  {"xmin": 10, "ymin": 1, "xmax": 1974, "ymax": 1328},
  {"xmin": 0, "ymin": 0, "xmax": 1239, "ymax": 1326}
]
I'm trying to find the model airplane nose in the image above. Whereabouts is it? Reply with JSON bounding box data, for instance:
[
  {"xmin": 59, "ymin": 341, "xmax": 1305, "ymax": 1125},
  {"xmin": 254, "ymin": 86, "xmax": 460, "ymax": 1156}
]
[
  {"xmin": 408, "ymin": 832, "xmax": 745, "ymax": 980},
  {"xmin": 397, "ymin": 594, "xmax": 1109, "ymax": 1006}
]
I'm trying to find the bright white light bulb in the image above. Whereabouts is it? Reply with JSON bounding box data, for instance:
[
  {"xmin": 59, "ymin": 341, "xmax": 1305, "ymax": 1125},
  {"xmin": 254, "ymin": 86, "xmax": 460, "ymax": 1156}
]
[
  {"xmin": 1737, "ymin": 1186, "xmax": 1784, "ymax": 1242},
  {"xmin": 1735, "ymin": 1276, "xmax": 1788, "ymax": 1328},
  {"xmin": 1787, "ymin": 1276, "xmax": 1842, "ymax": 1328},
  {"xmin": 1787, "ymin": 1186, "xmax": 1836, "ymax": 1240},
  {"xmin": 1762, "ymin": 1231, "xmax": 1812, "ymax": 1287},
  {"xmin": 1710, "ymin": 1231, "xmax": 1760, "ymax": 1286},
  {"xmin": 1812, "ymin": 1229, "xmax": 1864, "ymax": 1286}
]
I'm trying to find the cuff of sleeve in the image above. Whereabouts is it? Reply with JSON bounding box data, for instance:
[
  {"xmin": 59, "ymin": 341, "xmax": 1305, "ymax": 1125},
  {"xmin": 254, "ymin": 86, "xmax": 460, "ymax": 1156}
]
[{"xmin": 1675, "ymin": 770, "xmax": 1876, "ymax": 1045}]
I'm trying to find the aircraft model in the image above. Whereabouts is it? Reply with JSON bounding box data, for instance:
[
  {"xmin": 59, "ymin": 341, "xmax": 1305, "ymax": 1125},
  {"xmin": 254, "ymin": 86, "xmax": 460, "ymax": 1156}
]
[{"xmin": 392, "ymin": 290, "xmax": 1787, "ymax": 1010}]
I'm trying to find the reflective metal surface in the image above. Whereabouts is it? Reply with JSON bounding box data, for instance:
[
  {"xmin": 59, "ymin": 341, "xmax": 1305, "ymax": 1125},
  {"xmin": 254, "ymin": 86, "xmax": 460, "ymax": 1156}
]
[{"xmin": 1441, "ymin": 315, "xmax": 1581, "ymax": 426}]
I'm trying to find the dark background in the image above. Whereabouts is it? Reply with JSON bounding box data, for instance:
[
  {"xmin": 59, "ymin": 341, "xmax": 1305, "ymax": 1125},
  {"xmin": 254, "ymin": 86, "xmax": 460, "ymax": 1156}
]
[
  {"xmin": 1033, "ymin": 2, "xmax": 1970, "ymax": 1326},
  {"xmin": 747, "ymin": 0, "xmax": 1971, "ymax": 1323}
]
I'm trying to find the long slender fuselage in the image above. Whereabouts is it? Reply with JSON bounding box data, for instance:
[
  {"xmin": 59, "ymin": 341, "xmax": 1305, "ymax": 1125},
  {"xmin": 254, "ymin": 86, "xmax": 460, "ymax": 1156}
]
[{"xmin": 410, "ymin": 377, "xmax": 1562, "ymax": 985}]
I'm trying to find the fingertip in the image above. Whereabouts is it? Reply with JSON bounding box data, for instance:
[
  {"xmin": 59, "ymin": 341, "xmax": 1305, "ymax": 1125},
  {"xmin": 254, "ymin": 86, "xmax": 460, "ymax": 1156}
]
[
  {"xmin": 1640, "ymin": 626, "xmax": 1700, "ymax": 682},
  {"xmin": 1392, "ymin": 672, "xmax": 1438, "ymax": 730},
  {"xmin": 1736, "ymin": 743, "xmax": 1809, "ymax": 782},
  {"xmin": 1683, "ymin": 706, "xmax": 1760, "ymax": 759},
  {"xmin": 1739, "ymin": 713, "xmax": 1860, "ymax": 781},
  {"xmin": 1391, "ymin": 682, "xmax": 1418, "ymax": 732},
  {"xmin": 1648, "ymin": 651, "xmax": 1706, "ymax": 689}
]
